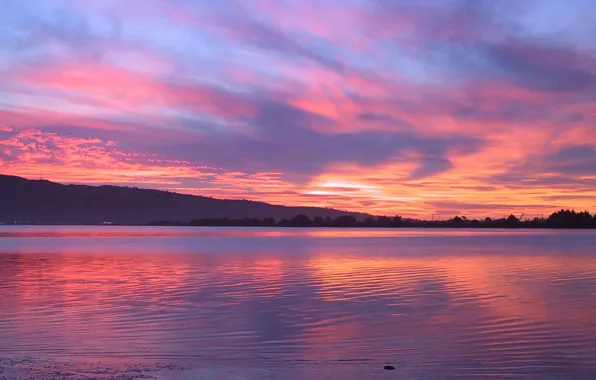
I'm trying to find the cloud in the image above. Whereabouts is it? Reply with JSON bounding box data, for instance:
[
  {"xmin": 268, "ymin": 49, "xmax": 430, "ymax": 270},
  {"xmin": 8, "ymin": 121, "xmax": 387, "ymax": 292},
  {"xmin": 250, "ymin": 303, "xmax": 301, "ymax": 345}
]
[
  {"xmin": 357, "ymin": 113, "xmax": 414, "ymax": 129},
  {"xmin": 137, "ymin": 96, "xmax": 485, "ymax": 181},
  {"xmin": 408, "ymin": 157, "xmax": 454, "ymax": 180},
  {"xmin": 0, "ymin": 127, "xmax": 301, "ymax": 203},
  {"xmin": 2, "ymin": 57, "xmax": 485, "ymax": 180},
  {"xmin": 481, "ymin": 42, "xmax": 596, "ymax": 94},
  {"xmin": 0, "ymin": 0, "xmax": 595, "ymax": 217},
  {"xmin": 538, "ymin": 145, "xmax": 596, "ymax": 176},
  {"xmin": 486, "ymin": 145, "xmax": 596, "ymax": 191}
]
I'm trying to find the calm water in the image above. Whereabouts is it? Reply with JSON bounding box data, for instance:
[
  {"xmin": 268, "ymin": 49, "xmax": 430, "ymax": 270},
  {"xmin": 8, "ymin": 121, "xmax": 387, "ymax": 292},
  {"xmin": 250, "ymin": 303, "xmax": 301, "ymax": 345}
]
[{"xmin": 1, "ymin": 226, "xmax": 596, "ymax": 379}]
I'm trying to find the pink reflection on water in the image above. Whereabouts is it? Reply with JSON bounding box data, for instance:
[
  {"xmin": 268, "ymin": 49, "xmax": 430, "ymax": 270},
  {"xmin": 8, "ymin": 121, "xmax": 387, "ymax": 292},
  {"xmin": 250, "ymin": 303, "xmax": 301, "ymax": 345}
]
[
  {"xmin": 1, "ymin": 227, "xmax": 596, "ymax": 378},
  {"xmin": 1, "ymin": 225, "xmax": 587, "ymax": 238}
]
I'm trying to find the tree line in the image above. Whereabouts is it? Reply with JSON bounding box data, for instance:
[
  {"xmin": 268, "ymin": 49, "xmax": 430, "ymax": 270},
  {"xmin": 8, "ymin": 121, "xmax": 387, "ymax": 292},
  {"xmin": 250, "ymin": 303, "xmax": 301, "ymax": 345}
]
[{"xmin": 149, "ymin": 209, "xmax": 596, "ymax": 228}]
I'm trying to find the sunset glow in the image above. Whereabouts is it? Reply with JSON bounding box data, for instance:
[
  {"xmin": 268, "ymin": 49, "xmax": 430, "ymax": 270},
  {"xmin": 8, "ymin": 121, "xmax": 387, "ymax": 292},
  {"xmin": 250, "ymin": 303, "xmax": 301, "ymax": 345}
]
[{"xmin": 2, "ymin": 0, "xmax": 596, "ymax": 218}]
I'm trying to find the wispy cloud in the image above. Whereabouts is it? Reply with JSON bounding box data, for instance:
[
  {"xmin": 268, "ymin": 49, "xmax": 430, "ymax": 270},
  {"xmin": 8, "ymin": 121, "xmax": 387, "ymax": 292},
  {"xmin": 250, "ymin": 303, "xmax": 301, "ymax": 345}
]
[{"xmin": 1, "ymin": 0, "xmax": 595, "ymax": 217}]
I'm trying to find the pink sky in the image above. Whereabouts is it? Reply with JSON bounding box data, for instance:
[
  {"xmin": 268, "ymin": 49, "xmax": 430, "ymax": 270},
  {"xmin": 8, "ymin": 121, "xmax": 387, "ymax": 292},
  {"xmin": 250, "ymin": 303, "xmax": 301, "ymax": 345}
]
[{"xmin": 1, "ymin": 0, "xmax": 596, "ymax": 218}]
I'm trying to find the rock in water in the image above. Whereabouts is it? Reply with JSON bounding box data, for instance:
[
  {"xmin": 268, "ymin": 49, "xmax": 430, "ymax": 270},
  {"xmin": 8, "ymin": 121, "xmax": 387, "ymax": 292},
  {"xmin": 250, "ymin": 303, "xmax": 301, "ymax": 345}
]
[{"xmin": 384, "ymin": 365, "xmax": 395, "ymax": 371}]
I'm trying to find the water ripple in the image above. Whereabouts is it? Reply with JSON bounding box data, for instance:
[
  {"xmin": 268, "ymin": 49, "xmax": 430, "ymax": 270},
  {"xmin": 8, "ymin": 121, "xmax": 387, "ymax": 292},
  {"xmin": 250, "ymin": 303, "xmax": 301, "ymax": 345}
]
[{"xmin": 1, "ymin": 227, "xmax": 596, "ymax": 379}]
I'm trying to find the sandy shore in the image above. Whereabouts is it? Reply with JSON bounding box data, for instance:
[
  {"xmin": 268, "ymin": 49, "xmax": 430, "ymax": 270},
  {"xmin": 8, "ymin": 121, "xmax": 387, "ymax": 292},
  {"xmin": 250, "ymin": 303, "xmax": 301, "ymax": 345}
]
[
  {"xmin": 0, "ymin": 356, "xmax": 397, "ymax": 380},
  {"xmin": 0, "ymin": 357, "xmax": 182, "ymax": 380},
  {"xmin": 0, "ymin": 357, "xmax": 275, "ymax": 380}
]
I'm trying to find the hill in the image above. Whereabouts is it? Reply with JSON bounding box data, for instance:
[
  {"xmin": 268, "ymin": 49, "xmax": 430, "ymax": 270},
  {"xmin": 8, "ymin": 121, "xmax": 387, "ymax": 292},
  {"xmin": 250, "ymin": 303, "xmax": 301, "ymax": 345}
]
[{"xmin": 0, "ymin": 175, "xmax": 366, "ymax": 225}]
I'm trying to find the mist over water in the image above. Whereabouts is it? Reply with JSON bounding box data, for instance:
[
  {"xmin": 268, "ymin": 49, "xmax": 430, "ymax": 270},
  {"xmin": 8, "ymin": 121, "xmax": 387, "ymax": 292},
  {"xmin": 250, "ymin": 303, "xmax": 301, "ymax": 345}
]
[{"xmin": 1, "ymin": 227, "xmax": 596, "ymax": 379}]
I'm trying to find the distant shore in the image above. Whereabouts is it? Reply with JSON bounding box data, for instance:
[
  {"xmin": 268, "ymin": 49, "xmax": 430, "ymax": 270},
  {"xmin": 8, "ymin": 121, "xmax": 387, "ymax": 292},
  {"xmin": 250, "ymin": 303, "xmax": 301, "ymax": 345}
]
[
  {"xmin": 148, "ymin": 209, "xmax": 596, "ymax": 229},
  {"xmin": 2, "ymin": 209, "xmax": 595, "ymax": 229}
]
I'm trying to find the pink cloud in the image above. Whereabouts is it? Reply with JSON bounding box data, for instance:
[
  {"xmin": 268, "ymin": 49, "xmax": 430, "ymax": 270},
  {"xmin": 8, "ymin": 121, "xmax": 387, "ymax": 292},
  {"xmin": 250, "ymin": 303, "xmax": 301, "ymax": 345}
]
[{"xmin": 1, "ymin": 0, "xmax": 595, "ymax": 218}]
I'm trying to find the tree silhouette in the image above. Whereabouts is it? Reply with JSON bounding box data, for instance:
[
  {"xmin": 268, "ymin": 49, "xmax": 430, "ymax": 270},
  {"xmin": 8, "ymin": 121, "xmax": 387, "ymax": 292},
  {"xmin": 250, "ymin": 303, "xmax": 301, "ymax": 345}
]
[
  {"xmin": 312, "ymin": 216, "xmax": 324, "ymax": 226},
  {"xmin": 335, "ymin": 215, "xmax": 357, "ymax": 227},
  {"xmin": 547, "ymin": 209, "xmax": 594, "ymax": 228},
  {"xmin": 290, "ymin": 214, "xmax": 311, "ymax": 227},
  {"xmin": 156, "ymin": 210, "xmax": 596, "ymax": 229},
  {"xmin": 452, "ymin": 216, "xmax": 463, "ymax": 225}
]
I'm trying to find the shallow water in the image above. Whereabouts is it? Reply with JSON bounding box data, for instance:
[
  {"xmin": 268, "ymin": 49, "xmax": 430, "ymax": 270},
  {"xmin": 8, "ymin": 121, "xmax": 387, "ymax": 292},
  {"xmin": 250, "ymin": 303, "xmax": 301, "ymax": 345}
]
[{"xmin": 1, "ymin": 226, "xmax": 596, "ymax": 379}]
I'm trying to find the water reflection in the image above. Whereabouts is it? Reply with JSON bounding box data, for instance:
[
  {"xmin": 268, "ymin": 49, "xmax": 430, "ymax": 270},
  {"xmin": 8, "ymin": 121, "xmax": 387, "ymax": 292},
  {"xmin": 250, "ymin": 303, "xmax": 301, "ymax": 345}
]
[{"xmin": 1, "ymin": 227, "xmax": 596, "ymax": 379}]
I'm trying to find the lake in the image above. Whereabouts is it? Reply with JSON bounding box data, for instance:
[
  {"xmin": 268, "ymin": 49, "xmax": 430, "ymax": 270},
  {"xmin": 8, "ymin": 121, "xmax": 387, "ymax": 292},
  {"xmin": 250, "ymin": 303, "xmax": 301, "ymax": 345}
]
[{"xmin": 1, "ymin": 226, "xmax": 596, "ymax": 379}]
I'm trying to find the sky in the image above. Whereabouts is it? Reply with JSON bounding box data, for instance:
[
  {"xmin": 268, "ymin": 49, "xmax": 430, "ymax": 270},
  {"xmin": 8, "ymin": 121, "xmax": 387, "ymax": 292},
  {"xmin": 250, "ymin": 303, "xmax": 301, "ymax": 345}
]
[{"xmin": 1, "ymin": 0, "xmax": 596, "ymax": 219}]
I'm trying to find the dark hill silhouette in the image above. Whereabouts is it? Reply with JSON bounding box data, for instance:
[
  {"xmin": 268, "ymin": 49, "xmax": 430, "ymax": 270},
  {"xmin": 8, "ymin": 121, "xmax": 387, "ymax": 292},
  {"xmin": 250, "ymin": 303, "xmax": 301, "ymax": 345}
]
[{"xmin": 0, "ymin": 175, "xmax": 367, "ymax": 225}]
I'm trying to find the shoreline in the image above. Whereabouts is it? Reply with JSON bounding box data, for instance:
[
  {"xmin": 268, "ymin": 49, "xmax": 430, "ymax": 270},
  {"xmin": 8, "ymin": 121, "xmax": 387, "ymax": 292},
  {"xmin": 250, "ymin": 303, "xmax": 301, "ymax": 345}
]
[
  {"xmin": 0, "ymin": 357, "xmax": 383, "ymax": 380},
  {"xmin": 0, "ymin": 357, "xmax": 334, "ymax": 380},
  {"xmin": 0, "ymin": 357, "xmax": 191, "ymax": 380}
]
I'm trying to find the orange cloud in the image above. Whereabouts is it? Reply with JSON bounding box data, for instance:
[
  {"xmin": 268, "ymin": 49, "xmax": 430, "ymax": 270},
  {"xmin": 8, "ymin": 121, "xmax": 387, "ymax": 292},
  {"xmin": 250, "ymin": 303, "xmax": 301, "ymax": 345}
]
[{"xmin": 2, "ymin": 0, "xmax": 595, "ymax": 218}]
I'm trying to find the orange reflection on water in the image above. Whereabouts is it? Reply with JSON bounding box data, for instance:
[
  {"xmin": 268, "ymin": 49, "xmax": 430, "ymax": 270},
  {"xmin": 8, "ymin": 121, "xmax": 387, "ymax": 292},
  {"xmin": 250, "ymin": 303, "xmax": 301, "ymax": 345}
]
[
  {"xmin": 308, "ymin": 254, "xmax": 596, "ymax": 327},
  {"xmin": 0, "ymin": 226, "xmax": 569, "ymax": 239},
  {"xmin": 1, "ymin": 228, "xmax": 596, "ymax": 377},
  {"xmin": 246, "ymin": 259, "xmax": 286, "ymax": 298},
  {"xmin": 3, "ymin": 253, "xmax": 200, "ymax": 355}
]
